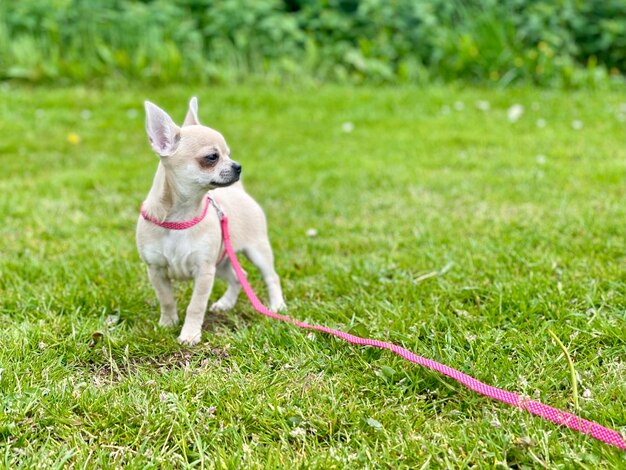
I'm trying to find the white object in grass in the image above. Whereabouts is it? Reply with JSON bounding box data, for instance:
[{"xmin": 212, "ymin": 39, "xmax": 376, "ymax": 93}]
[{"xmin": 507, "ymin": 104, "xmax": 524, "ymax": 122}]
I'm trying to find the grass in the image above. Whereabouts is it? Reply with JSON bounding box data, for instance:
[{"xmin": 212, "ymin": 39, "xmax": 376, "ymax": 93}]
[{"xmin": 1, "ymin": 83, "xmax": 625, "ymax": 468}]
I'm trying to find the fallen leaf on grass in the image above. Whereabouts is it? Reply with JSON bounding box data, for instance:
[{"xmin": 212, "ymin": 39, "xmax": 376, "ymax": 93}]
[
  {"xmin": 89, "ymin": 332, "xmax": 103, "ymax": 348},
  {"xmin": 364, "ymin": 417, "xmax": 383, "ymax": 429},
  {"xmin": 413, "ymin": 262, "xmax": 454, "ymax": 284},
  {"xmin": 513, "ymin": 436, "xmax": 535, "ymax": 448},
  {"xmin": 105, "ymin": 315, "xmax": 120, "ymax": 327},
  {"xmin": 380, "ymin": 366, "xmax": 396, "ymax": 380},
  {"xmin": 290, "ymin": 427, "xmax": 307, "ymax": 438}
]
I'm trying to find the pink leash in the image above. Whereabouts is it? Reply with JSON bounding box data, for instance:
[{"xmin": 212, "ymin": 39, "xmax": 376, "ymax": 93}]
[
  {"xmin": 141, "ymin": 195, "xmax": 626, "ymax": 450},
  {"xmin": 219, "ymin": 215, "xmax": 626, "ymax": 451}
]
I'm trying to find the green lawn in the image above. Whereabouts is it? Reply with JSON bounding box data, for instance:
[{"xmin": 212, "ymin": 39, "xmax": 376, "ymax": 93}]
[{"xmin": 1, "ymin": 84, "xmax": 625, "ymax": 468}]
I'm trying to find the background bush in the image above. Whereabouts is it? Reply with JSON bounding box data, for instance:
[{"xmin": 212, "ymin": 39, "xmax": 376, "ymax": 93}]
[{"xmin": 1, "ymin": 0, "xmax": 625, "ymax": 88}]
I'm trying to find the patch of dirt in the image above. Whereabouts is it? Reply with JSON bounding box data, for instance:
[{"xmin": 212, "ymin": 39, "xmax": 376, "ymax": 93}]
[
  {"xmin": 202, "ymin": 306, "xmax": 259, "ymax": 332},
  {"xmin": 86, "ymin": 346, "xmax": 231, "ymax": 384},
  {"xmin": 202, "ymin": 310, "xmax": 239, "ymax": 332}
]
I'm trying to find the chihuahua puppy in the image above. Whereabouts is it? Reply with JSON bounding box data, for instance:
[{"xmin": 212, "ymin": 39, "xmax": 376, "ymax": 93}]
[{"xmin": 136, "ymin": 97, "xmax": 285, "ymax": 345}]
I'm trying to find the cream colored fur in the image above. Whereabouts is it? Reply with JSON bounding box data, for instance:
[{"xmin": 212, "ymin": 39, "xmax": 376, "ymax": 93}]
[{"xmin": 136, "ymin": 97, "xmax": 285, "ymax": 345}]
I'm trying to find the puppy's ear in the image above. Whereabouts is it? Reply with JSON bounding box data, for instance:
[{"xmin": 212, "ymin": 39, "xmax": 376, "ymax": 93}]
[
  {"xmin": 182, "ymin": 96, "xmax": 200, "ymax": 127},
  {"xmin": 144, "ymin": 101, "xmax": 180, "ymax": 157}
]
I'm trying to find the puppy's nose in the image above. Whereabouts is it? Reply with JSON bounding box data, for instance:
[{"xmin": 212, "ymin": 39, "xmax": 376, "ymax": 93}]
[{"xmin": 231, "ymin": 162, "xmax": 242, "ymax": 175}]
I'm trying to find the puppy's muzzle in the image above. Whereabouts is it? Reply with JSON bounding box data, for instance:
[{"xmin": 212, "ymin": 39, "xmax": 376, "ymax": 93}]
[
  {"xmin": 212, "ymin": 161, "xmax": 242, "ymax": 187},
  {"xmin": 229, "ymin": 161, "xmax": 242, "ymax": 182}
]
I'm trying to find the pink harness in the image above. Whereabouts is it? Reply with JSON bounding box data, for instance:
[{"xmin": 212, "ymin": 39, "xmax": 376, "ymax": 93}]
[{"xmin": 140, "ymin": 196, "xmax": 626, "ymax": 450}]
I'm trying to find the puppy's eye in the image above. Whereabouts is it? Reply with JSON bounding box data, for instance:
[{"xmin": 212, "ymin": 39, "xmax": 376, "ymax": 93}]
[{"xmin": 204, "ymin": 153, "xmax": 219, "ymax": 163}]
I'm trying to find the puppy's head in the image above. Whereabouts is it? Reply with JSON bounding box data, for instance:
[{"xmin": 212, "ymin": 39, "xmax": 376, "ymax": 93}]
[{"xmin": 144, "ymin": 97, "xmax": 241, "ymax": 190}]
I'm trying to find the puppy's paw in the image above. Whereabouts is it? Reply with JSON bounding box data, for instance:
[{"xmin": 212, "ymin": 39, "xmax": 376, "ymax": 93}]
[
  {"xmin": 159, "ymin": 315, "xmax": 179, "ymax": 327},
  {"xmin": 270, "ymin": 301, "xmax": 287, "ymax": 312},
  {"xmin": 210, "ymin": 298, "xmax": 236, "ymax": 312},
  {"xmin": 177, "ymin": 331, "xmax": 201, "ymax": 346}
]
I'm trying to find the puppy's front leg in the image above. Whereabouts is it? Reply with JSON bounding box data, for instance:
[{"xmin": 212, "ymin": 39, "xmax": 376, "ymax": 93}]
[
  {"xmin": 178, "ymin": 267, "xmax": 215, "ymax": 346},
  {"xmin": 147, "ymin": 266, "xmax": 178, "ymax": 327}
]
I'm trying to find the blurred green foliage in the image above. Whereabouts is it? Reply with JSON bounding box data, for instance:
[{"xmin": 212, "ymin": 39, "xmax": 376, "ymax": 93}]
[{"xmin": 0, "ymin": 0, "xmax": 624, "ymax": 87}]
